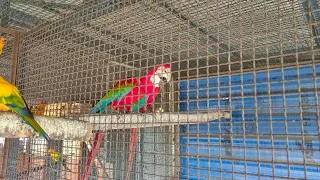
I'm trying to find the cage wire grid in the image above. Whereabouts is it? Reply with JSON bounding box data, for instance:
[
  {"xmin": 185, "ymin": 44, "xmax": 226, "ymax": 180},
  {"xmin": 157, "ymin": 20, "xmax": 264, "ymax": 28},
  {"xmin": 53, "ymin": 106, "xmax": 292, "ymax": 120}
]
[
  {"xmin": 0, "ymin": 0, "xmax": 319, "ymax": 179},
  {"xmin": 0, "ymin": 27, "xmax": 20, "ymax": 179}
]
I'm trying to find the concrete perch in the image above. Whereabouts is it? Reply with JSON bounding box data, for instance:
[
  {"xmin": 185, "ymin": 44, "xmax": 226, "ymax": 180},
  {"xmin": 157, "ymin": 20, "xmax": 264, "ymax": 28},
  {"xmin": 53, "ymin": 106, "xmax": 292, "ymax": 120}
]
[
  {"xmin": 0, "ymin": 112, "xmax": 93, "ymax": 141},
  {"xmin": 80, "ymin": 111, "xmax": 231, "ymax": 131}
]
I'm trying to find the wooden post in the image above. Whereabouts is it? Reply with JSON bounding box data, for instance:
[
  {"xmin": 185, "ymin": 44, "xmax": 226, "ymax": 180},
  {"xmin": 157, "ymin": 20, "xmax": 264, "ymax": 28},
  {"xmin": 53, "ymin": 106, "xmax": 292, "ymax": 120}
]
[
  {"xmin": 10, "ymin": 30, "xmax": 20, "ymax": 85},
  {"xmin": 0, "ymin": 28, "xmax": 20, "ymax": 180}
]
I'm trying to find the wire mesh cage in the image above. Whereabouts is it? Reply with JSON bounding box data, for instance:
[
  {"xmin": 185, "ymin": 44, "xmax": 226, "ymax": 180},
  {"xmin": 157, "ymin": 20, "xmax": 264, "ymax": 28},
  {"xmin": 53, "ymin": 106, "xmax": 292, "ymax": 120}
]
[
  {"xmin": 0, "ymin": 0, "xmax": 320, "ymax": 179},
  {"xmin": 0, "ymin": 26, "xmax": 20, "ymax": 179}
]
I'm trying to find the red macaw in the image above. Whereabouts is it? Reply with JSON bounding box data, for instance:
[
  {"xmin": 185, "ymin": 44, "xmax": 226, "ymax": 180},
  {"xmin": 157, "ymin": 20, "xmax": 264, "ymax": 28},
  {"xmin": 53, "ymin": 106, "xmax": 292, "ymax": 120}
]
[
  {"xmin": 91, "ymin": 64, "xmax": 171, "ymax": 179},
  {"xmin": 91, "ymin": 64, "xmax": 171, "ymax": 113}
]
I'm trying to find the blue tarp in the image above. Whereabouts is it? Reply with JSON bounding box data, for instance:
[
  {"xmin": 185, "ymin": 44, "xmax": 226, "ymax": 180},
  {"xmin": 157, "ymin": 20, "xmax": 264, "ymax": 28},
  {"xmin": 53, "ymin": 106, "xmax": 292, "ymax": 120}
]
[{"xmin": 179, "ymin": 65, "xmax": 320, "ymax": 179}]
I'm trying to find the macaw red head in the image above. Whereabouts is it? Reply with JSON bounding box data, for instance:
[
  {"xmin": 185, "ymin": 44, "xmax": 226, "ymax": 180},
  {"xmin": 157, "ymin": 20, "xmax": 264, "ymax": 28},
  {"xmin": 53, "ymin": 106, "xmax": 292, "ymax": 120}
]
[{"xmin": 147, "ymin": 64, "xmax": 171, "ymax": 87}]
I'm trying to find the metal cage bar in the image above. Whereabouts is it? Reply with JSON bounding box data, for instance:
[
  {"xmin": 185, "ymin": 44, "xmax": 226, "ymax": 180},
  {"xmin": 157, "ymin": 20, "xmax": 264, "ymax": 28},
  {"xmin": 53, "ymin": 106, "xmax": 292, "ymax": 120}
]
[{"xmin": 0, "ymin": 0, "xmax": 319, "ymax": 180}]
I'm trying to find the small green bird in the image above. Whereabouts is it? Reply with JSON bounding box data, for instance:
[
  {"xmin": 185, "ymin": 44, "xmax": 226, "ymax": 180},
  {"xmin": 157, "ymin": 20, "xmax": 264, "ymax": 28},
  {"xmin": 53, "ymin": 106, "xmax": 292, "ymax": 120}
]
[{"xmin": 49, "ymin": 149, "xmax": 72, "ymax": 172}]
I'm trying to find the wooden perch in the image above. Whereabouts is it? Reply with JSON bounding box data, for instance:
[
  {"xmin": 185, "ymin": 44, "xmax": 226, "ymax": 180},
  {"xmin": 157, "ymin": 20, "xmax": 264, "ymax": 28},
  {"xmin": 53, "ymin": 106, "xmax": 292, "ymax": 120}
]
[
  {"xmin": 0, "ymin": 110, "xmax": 231, "ymax": 139},
  {"xmin": 80, "ymin": 111, "xmax": 231, "ymax": 131},
  {"xmin": 0, "ymin": 112, "xmax": 92, "ymax": 141}
]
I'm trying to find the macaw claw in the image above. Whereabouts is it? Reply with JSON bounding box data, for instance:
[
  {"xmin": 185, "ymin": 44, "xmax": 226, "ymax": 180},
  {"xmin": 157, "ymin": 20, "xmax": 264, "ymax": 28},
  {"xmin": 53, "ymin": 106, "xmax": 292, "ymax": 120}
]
[{"xmin": 155, "ymin": 107, "xmax": 164, "ymax": 115}]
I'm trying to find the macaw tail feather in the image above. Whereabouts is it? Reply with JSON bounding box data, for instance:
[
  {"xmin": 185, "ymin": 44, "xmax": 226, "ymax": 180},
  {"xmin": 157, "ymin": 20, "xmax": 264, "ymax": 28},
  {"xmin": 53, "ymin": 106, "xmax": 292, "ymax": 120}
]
[
  {"xmin": 91, "ymin": 107, "xmax": 97, "ymax": 113},
  {"xmin": 5, "ymin": 103, "xmax": 51, "ymax": 144},
  {"xmin": 20, "ymin": 114, "xmax": 51, "ymax": 143},
  {"xmin": 91, "ymin": 104, "xmax": 110, "ymax": 113},
  {"xmin": 91, "ymin": 106, "xmax": 102, "ymax": 113}
]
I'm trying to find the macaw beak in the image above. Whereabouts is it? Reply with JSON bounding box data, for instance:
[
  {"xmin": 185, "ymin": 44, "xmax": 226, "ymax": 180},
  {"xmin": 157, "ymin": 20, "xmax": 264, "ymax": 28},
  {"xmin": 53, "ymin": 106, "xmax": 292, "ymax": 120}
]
[
  {"xmin": 161, "ymin": 77, "xmax": 167, "ymax": 82},
  {"xmin": 160, "ymin": 71, "xmax": 171, "ymax": 83}
]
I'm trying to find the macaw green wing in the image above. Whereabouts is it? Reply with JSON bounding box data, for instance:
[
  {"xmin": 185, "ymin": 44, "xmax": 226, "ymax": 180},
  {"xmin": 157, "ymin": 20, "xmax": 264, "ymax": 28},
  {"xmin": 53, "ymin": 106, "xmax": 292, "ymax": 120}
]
[
  {"xmin": 91, "ymin": 80, "xmax": 137, "ymax": 113},
  {"xmin": 0, "ymin": 84, "xmax": 51, "ymax": 142}
]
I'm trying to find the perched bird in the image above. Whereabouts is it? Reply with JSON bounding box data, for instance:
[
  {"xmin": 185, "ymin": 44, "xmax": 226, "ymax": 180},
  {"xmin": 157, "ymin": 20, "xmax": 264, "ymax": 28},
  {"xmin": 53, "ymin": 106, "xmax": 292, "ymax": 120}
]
[
  {"xmin": 0, "ymin": 76, "xmax": 50, "ymax": 142},
  {"xmin": 0, "ymin": 37, "xmax": 7, "ymax": 55},
  {"xmin": 49, "ymin": 149, "xmax": 72, "ymax": 172},
  {"xmin": 49, "ymin": 148, "xmax": 62, "ymax": 162},
  {"xmin": 0, "ymin": 76, "xmax": 64, "ymax": 166},
  {"xmin": 91, "ymin": 64, "xmax": 171, "ymax": 113},
  {"xmin": 91, "ymin": 64, "xmax": 171, "ymax": 180}
]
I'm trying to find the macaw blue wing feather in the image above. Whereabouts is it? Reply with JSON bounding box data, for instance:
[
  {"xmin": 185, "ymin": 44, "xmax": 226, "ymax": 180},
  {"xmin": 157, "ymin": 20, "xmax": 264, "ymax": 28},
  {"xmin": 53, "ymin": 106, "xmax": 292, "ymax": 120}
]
[{"xmin": 131, "ymin": 95, "xmax": 149, "ymax": 113}]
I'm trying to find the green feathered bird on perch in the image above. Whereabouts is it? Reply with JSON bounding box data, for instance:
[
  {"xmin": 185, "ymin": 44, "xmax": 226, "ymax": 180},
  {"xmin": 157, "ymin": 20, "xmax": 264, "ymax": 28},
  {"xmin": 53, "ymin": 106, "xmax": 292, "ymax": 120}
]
[{"xmin": 0, "ymin": 76, "xmax": 70, "ymax": 169}]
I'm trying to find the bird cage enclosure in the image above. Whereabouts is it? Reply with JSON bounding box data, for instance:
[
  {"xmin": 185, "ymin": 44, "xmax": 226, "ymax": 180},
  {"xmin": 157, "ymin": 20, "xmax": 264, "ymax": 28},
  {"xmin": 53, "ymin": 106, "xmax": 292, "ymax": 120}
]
[{"xmin": 0, "ymin": 0, "xmax": 320, "ymax": 179}]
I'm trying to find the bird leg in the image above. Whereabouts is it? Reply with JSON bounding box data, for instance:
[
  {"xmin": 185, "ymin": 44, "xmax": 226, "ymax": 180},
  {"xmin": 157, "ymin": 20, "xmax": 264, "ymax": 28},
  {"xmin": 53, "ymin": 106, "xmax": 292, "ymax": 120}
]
[
  {"xmin": 139, "ymin": 105, "xmax": 148, "ymax": 113},
  {"xmin": 147, "ymin": 104, "xmax": 154, "ymax": 113},
  {"xmin": 140, "ymin": 104, "xmax": 153, "ymax": 114}
]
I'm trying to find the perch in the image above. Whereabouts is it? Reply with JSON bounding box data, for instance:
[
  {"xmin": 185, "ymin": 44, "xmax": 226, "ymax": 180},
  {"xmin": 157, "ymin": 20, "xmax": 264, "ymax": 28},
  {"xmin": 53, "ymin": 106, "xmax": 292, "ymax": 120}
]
[
  {"xmin": 0, "ymin": 110, "xmax": 230, "ymax": 140},
  {"xmin": 81, "ymin": 111, "xmax": 231, "ymax": 131},
  {"xmin": 0, "ymin": 111, "xmax": 92, "ymax": 141}
]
